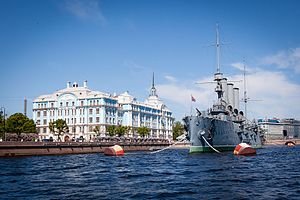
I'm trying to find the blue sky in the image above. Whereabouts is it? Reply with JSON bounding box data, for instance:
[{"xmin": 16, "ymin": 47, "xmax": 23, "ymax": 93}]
[{"xmin": 1, "ymin": 0, "xmax": 300, "ymax": 121}]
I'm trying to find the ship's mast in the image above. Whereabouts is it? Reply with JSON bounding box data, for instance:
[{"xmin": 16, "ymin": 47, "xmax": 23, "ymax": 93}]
[
  {"xmin": 216, "ymin": 23, "xmax": 221, "ymax": 73},
  {"xmin": 243, "ymin": 60, "xmax": 248, "ymax": 118},
  {"xmin": 214, "ymin": 24, "xmax": 223, "ymax": 100}
]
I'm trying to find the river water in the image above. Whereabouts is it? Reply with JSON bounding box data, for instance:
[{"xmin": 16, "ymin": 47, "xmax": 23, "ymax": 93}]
[{"xmin": 0, "ymin": 145, "xmax": 300, "ymax": 200}]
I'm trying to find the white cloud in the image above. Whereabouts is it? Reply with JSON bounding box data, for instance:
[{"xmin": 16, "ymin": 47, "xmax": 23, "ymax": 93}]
[
  {"xmin": 261, "ymin": 47, "xmax": 300, "ymax": 73},
  {"xmin": 65, "ymin": 0, "xmax": 107, "ymax": 25},
  {"xmin": 164, "ymin": 75, "xmax": 177, "ymax": 82},
  {"xmin": 157, "ymin": 68, "xmax": 300, "ymax": 121},
  {"xmin": 231, "ymin": 62, "xmax": 254, "ymax": 73}
]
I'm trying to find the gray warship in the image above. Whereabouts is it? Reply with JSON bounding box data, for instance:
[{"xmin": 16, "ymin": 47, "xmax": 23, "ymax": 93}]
[{"xmin": 183, "ymin": 26, "xmax": 262, "ymax": 153}]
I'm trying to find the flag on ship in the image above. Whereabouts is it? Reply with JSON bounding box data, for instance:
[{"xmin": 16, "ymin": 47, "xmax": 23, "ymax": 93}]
[{"xmin": 191, "ymin": 95, "xmax": 196, "ymax": 102}]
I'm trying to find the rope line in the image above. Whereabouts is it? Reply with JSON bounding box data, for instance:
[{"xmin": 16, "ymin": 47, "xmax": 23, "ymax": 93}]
[
  {"xmin": 201, "ymin": 135, "xmax": 221, "ymax": 154},
  {"xmin": 150, "ymin": 136, "xmax": 187, "ymax": 154}
]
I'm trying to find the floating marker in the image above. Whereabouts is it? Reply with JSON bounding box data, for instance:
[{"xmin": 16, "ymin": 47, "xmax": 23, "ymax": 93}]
[
  {"xmin": 104, "ymin": 145, "xmax": 124, "ymax": 156},
  {"xmin": 285, "ymin": 141, "xmax": 296, "ymax": 147},
  {"xmin": 234, "ymin": 143, "xmax": 256, "ymax": 155}
]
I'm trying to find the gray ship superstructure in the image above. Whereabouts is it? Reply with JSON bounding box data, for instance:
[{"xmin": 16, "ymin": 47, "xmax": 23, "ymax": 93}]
[{"xmin": 183, "ymin": 25, "xmax": 262, "ymax": 153}]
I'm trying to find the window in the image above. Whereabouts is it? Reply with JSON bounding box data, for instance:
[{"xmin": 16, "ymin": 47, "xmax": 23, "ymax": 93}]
[
  {"xmin": 51, "ymin": 103, "xmax": 54, "ymax": 108},
  {"xmin": 74, "ymin": 118, "xmax": 76, "ymax": 124},
  {"xmin": 43, "ymin": 119, "xmax": 47, "ymax": 125},
  {"xmin": 83, "ymin": 118, "xmax": 85, "ymax": 123},
  {"xmin": 66, "ymin": 102, "xmax": 69, "ymax": 107},
  {"xmin": 81, "ymin": 101, "xmax": 84, "ymax": 106},
  {"xmin": 43, "ymin": 128, "xmax": 46, "ymax": 133},
  {"xmin": 96, "ymin": 108, "xmax": 100, "ymax": 114},
  {"xmin": 96, "ymin": 117, "xmax": 100, "ymax": 123},
  {"xmin": 89, "ymin": 108, "xmax": 93, "ymax": 115},
  {"xmin": 97, "ymin": 100, "xmax": 99, "ymax": 105},
  {"xmin": 60, "ymin": 102, "xmax": 63, "ymax": 107},
  {"xmin": 36, "ymin": 120, "xmax": 40, "ymax": 125},
  {"xmin": 43, "ymin": 111, "xmax": 47, "ymax": 116},
  {"xmin": 72, "ymin": 102, "xmax": 75, "ymax": 106},
  {"xmin": 89, "ymin": 117, "xmax": 93, "ymax": 123},
  {"xmin": 89, "ymin": 126, "xmax": 93, "ymax": 132},
  {"xmin": 37, "ymin": 111, "xmax": 40, "ymax": 117}
]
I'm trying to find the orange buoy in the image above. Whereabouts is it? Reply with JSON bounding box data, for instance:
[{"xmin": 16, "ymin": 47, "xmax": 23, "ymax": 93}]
[
  {"xmin": 285, "ymin": 141, "xmax": 295, "ymax": 147},
  {"xmin": 104, "ymin": 145, "xmax": 124, "ymax": 156},
  {"xmin": 233, "ymin": 143, "xmax": 256, "ymax": 155}
]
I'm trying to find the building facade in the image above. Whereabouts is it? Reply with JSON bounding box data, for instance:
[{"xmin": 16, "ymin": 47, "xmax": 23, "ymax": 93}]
[
  {"xmin": 258, "ymin": 118, "xmax": 300, "ymax": 140},
  {"xmin": 33, "ymin": 79, "xmax": 173, "ymax": 142}
]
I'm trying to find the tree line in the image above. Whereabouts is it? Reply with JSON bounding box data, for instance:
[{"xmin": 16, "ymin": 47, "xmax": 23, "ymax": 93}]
[{"xmin": 0, "ymin": 112, "xmax": 186, "ymax": 141}]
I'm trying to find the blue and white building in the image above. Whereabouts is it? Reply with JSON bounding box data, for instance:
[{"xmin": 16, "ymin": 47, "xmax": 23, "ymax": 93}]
[{"xmin": 33, "ymin": 78, "xmax": 173, "ymax": 141}]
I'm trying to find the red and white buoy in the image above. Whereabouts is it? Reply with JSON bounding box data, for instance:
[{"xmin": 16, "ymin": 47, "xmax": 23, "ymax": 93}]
[
  {"xmin": 104, "ymin": 145, "xmax": 125, "ymax": 156},
  {"xmin": 233, "ymin": 143, "xmax": 256, "ymax": 155}
]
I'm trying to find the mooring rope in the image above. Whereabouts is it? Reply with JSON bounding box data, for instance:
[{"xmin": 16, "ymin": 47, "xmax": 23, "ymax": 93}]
[
  {"xmin": 201, "ymin": 135, "xmax": 220, "ymax": 154},
  {"xmin": 150, "ymin": 136, "xmax": 187, "ymax": 154}
]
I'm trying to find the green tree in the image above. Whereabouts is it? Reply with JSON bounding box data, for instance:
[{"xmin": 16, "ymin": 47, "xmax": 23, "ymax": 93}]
[
  {"xmin": 107, "ymin": 125, "xmax": 116, "ymax": 137},
  {"xmin": 6, "ymin": 113, "xmax": 37, "ymax": 139},
  {"xmin": 93, "ymin": 125, "xmax": 100, "ymax": 136},
  {"xmin": 124, "ymin": 126, "xmax": 131, "ymax": 137},
  {"xmin": 49, "ymin": 119, "xmax": 69, "ymax": 141},
  {"xmin": 0, "ymin": 114, "xmax": 5, "ymax": 139},
  {"xmin": 115, "ymin": 126, "xmax": 126, "ymax": 137},
  {"xmin": 137, "ymin": 127, "xmax": 150, "ymax": 138},
  {"xmin": 172, "ymin": 121, "xmax": 185, "ymax": 140}
]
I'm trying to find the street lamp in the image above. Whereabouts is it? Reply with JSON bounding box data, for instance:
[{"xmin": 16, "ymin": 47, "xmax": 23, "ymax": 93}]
[{"xmin": 0, "ymin": 107, "xmax": 6, "ymax": 141}]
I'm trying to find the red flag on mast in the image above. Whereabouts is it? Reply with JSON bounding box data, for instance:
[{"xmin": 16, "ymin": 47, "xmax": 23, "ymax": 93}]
[{"xmin": 191, "ymin": 95, "xmax": 196, "ymax": 102}]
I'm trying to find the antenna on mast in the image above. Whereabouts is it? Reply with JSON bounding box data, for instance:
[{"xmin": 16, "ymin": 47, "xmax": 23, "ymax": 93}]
[
  {"xmin": 216, "ymin": 23, "xmax": 221, "ymax": 73},
  {"xmin": 242, "ymin": 59, "xmax": 263, "ymax": 118},
  {"xmin": 243, "ymin": 59, "xmax": 248, "ymax": 118}
]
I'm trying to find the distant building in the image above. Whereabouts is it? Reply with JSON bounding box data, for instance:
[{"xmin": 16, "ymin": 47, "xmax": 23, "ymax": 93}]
[
  {"xmin": 258, "ymin": 118, "xmax": 300, "ymax": 140},
  {"xmin": 33, "ymin": 77, "xmax": 173, "ymax": 141}
]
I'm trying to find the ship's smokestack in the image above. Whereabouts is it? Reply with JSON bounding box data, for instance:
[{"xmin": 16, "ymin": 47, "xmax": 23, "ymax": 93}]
[
  {"xmin": 67, "ymin": 81, "xmax": 71, "ymax": 88},
  {"xmin": 221, "ymin": 78, "xmax": 228, "ymax": 103},
  {"xmin": 233, "ymin": 87, "xmax": 239, "ymax": 110},
  {"xmin": 227, "ymin": 83, "xmax": 234, "ymax": 107}
]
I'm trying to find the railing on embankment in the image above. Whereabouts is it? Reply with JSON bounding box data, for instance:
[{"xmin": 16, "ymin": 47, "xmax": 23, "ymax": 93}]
[
  {"xmin": 263, "ymin": 139, "xmax": 300, "ymax": 145},
  {"xmin": 0, "ymin": 141, "xmax": 171, "ymax": 157}
]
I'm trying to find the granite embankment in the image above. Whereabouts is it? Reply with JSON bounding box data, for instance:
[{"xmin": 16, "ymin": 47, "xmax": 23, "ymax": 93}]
[{"xmin": 0, "ymin": 140, "xmax": 171, "ymax": 157}]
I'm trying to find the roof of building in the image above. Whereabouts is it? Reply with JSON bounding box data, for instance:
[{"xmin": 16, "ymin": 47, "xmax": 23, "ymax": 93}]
[{"xmin": 33, "ymin": 81, "xmax": 171, "ymax": 112}]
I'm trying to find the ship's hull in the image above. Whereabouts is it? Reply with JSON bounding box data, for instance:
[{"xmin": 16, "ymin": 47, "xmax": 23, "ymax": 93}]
[{"xmin": 184, "ymin": 116, "xmax": 262, "ymax": 153}]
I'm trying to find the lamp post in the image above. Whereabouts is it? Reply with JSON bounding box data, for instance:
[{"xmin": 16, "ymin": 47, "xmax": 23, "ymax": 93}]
[{"xmin": 0, "ymin": 107, "xmax": 6, "ymax": 141}]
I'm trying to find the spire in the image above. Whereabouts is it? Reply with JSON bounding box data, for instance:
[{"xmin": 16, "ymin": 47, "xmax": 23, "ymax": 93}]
[{"xmin": 150, "ymin": 72, "xmax": 158, "ymax": 97}]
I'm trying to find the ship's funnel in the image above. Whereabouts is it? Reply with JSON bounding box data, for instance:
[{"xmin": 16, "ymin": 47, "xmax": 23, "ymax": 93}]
[
  {"xmin": 221, "ymin": 78, "xmax": 228, "ymax": 104},
  {"xmin": 234, "ymin": 87, "xmax": 239, "ymax": 110},
  {"xmin": 227, "ymin": 83, "xmax": 234, "ymax": 107}
]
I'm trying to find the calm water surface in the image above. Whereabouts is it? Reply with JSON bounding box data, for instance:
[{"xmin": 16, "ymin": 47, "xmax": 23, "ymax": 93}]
[{"xmin": 0, "ymin": 146, "xmax": 300, "ymax": 200}]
